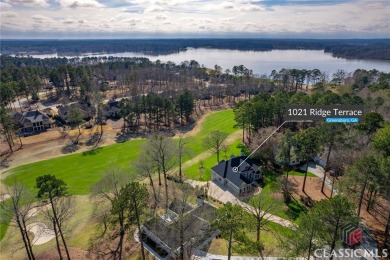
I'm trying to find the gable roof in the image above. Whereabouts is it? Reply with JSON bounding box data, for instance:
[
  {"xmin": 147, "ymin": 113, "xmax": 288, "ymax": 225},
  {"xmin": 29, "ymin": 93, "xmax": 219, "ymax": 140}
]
[
  {"xmin": 19, "ymin": 110, "xmax": 49, "ymax": 124},
  {"xmin": 58, "ymin": 103, "xmax": 94, "ymax": 120},
  {"xmin": 211, "ymin": 156, "xmax": 260, "ymax": 187}
]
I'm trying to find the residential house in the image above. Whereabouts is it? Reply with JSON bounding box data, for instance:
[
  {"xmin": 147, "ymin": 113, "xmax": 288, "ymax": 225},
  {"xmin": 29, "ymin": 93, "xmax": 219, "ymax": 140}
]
[
  {"xmin": 276, "ymin": 146, "xmax": 303, "ymax": 166},
  {"xmin": 211, "ymin": 155, "xmax": 262, "ymax": 196},
  {"xmin": 103, "ymin": 100, "xmax": 121, "ymax": 119},
  {"xmin": 141, "ymin": 200, "xmax": 217, "ymax": 259},
  {"xmin": 57, "ymin": 103, "xmax": 94, "ymax": 123},
  {"xmin": 14, "ymin": 110, "xmax": 51, "ymax": 134}
]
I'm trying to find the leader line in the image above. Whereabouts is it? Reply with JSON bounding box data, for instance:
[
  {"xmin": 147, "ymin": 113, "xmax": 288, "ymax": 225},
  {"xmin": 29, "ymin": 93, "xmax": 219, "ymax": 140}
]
[{"xmin": 232, "ymin": 120, "xmax": 313, "ymax": 173}]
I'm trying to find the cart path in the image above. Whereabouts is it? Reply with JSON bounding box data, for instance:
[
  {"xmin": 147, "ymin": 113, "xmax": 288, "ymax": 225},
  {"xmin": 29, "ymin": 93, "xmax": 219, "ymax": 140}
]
[{"xmin": 181, "ymin": 130, "xmax": 242, "ymax": 170}]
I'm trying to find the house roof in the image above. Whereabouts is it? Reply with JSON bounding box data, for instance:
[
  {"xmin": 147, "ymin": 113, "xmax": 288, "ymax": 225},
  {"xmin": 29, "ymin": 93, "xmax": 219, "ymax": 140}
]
[
  {"xmin": 211, "ymin": 156, "xmax": 260, "ymax": 188},
  {"xmin": 58, "ymin": 103, "xmax": 93, "ymax": 120},
  {"xmin": 18, "ymin": 110, "xmax": 49, "ymax": 124},
  {"xmin": 143, "ymin": 203, "xmax": 216, "ymax": 251}
]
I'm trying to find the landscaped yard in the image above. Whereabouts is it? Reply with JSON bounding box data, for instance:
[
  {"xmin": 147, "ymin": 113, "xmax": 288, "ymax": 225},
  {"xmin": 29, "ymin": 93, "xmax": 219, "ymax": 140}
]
[
  {"xmin": 284, "ymin": 170, "xmax": 316, "ymax": 177},
  {"xmin": 205, "ymin": 221, "xmax": 292, "ymax": 257},
  {"xmin": 249, "ymin": 169, "xmax": 307, "ymax": 223}
]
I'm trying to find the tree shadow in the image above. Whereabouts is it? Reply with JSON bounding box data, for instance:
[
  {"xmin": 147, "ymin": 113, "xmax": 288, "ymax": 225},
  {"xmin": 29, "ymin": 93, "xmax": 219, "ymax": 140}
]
[
  {"xmin": 61, "ymin": 142, "xmax": 80, "ymax": 154},
  {"xmin": 0, "ymin": 153, "xmax": 13, "ymax": 169}
]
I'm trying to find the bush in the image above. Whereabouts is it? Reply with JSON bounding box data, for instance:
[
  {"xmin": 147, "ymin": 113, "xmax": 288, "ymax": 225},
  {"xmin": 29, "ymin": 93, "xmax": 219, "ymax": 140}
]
[
  {"xmin": 300, "ymin": 195, "xmax": 314, "ymax": 208},
  {"xmin": 286, "ymin": 200, "xmax": 307, "ymax": 220},
  {"xmin": 236, "ymin": 143, "xmax": 250, "ymax": 156},
  {"xmin": 31, "ymin": 92, "xmax": 40, "ymax": 101}
]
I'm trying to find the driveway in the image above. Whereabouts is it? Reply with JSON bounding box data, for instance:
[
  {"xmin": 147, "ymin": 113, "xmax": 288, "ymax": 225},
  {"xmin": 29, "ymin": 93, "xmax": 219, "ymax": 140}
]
[
  {"xmin": 187, "ymin": 180, "xmax": 294, "ymax": 228},
  {"xmin": 300, "ymin": 162, "xmax": 337, "ymax": 195}
]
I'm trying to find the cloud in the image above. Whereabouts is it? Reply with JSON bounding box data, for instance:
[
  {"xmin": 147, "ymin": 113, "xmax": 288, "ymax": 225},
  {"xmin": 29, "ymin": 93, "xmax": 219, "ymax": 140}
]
[
  {"xmin": 260, "ymin": 0, "xmax": 354, "ymax": 7},
  {"xmin": 58, "ymin": 0, "xmax": 104, "ymax": 8},
  {"xmin": 62, "ymin": 18, "xmax": 76, "ymax": 24},
  {"xmin": 5, "ymin": 0, "xmax": 48, "ymax": 7},
  {"xmin": 1, "ymin": 11, "xmax": 19, "ymax": 18},
  {"xmin": 143, "ymin": 5, "xmax": 166, "ymax": 13},
  {"xmin": 239, "ymin": 4, "xmax": 264, "ymax": 11},
  {"xmin": 222, "ymin": 1, "xmax": 235, "ymax": 9},
  {"xmin": 1, "ymin": 0, "xmax": 389, "ymax": 38},
  {"xmin": 32, "ymin": 14, "xmax": 51, "ymax": 22},
  {"xmin": 155, "ymin": 14, "xmax": 167, "ymax": 20},
  {"xmin": 0, "ymin": 2, "xmax": 13, "ymax": 9}
]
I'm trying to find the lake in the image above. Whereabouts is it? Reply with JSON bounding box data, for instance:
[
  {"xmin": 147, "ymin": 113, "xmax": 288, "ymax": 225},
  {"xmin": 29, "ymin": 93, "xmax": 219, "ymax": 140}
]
[{"xmin": 27, "ymin": 48, "xmax": 390, "ymax": 76}]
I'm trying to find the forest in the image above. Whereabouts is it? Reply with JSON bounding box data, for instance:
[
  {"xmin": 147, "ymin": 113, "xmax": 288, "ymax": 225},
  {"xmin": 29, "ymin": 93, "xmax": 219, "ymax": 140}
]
[{"xmin": 1, "ymin": 38, "xmax": 390, "ymax": 60}]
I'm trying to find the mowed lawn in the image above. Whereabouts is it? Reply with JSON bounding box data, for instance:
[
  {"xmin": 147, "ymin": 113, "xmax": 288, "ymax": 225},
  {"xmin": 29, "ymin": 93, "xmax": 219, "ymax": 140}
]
[
  {"xmin": 3, "ymin": 109, "xmax": 236, "ymax": 195},
  {"xmin": 184, "ymin": 139, "xmax": 242, "ymax": 181}
]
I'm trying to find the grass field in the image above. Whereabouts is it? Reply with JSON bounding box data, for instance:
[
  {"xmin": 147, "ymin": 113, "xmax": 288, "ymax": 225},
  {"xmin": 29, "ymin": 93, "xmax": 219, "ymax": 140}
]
[
  {"xmin": 284, "ymin": 170, "xmax": 316, "ymax": 177},
  {"xmin": 3, "ymin": 109, "xmax": 236, "ymax": 195},
  {"xmin": 183, "ymin": 139, "xmax": 242, "ymax": 181},
  {"xmin": 206, "ymin": 221, "xmax": 292, "ymax": 256}
]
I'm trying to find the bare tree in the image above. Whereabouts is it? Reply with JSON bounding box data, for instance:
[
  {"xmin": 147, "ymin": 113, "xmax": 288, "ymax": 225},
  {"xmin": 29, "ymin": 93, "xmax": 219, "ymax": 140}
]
[
  {"xmin": 39, "ymin": 196, "xmax": 75, "ymax": 260},
  {"xmin": 170, "ymin": 183, "xmax": 197, "ymax": 260},
  {"xmin": 0, "ymin": 182, "xmax": 36, "ymax": 260},
  {"xmin": 142, "ymin": 134, "xmax": 176, "ymax": 209},
  {"xmin": 244, "ymin": 192, "xmax": 282, "ymax": 259},
  {"xmin": 90, "ymin": 170, "xmax": 131, "ymax": 260},
  {"xmin": 135, "ymin": 154, "xmax": 159, "ymax": 205},
  {"xmin": 177, "ymin": 136, "xmax": 190, "ymax": 182},
  {"xmin": 36, "ymin": 175, "xmax": 72, "ymax": 260},
  {"xmin": 203, "ymin": 130, "xmax": 228, "ymax": 163}
]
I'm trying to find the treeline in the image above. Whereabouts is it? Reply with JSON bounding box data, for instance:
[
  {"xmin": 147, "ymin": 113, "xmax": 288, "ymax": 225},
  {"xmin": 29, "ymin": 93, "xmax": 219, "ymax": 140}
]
[
  {"xmin": 2, "ymin": 38, "xmax": 390, "ymax": 60},
  {"xmin": 0, "ymin": 55, "xmax": 151, "ymax": 70},
  {"xmin": 325, "ymin": 45, "xmax": 390, "ymax": 60},
  {"xmin": 234, "ymin": 90, "xmax": 374, "ymax": 141},
  {"xmin": 118, "ymin": 91, "xmax": 194, "ymax": 131}
]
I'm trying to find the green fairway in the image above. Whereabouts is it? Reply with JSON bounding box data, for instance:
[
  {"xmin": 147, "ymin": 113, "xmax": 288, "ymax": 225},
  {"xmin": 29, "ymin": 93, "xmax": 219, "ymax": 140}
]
[
  {"xmin": 0, "ymin": 208, "xmax": 11, "ymax": 241},
  {"xmin": 184, "ymin": 109, "xmax": 237, "ymax": 155},
  {"xmin": 183, "ymin": 139, "xmax": 242, "ymax": 181},
  {"xmin": 3, "ymin": 110, "xmax": 236, "ymax": 195}
]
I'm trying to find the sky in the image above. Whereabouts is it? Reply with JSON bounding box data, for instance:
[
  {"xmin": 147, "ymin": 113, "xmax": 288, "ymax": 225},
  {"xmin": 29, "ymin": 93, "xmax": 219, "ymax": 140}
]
[{"xmin": 0, "ymin": 0, "xmax": 389, "ymax": 39}]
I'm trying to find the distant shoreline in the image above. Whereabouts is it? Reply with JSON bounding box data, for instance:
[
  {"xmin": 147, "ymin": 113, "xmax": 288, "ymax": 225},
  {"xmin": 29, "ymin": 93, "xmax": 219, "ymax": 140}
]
[{"xmin": 1, "ymin": 38, "xmax": 390, "ymax": 60}]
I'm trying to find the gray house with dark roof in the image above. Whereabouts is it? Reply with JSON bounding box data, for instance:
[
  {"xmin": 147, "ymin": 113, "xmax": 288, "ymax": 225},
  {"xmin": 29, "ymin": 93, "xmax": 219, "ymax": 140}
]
[
  {"xmin": 16, "ymin": 110, "xmax": 51, "ymax": 134},
  {"xmin": 211, "ymin": 155, "xmax": 262, "ymax": 196}
]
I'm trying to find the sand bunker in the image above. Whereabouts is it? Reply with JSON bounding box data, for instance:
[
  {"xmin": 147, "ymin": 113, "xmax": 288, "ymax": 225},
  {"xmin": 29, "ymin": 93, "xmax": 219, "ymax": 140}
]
[{"xmin": 27, "ymin": 222, "xmax": 55, "ymax": 245}]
